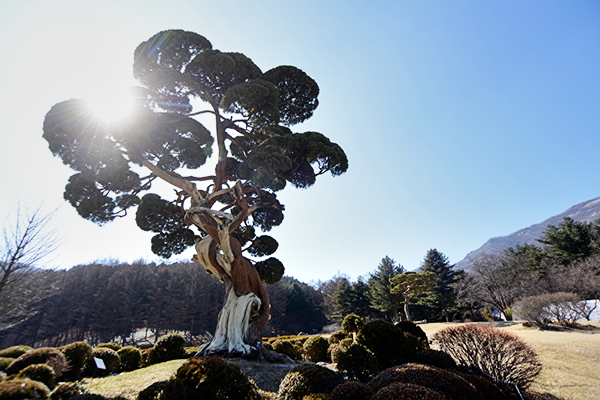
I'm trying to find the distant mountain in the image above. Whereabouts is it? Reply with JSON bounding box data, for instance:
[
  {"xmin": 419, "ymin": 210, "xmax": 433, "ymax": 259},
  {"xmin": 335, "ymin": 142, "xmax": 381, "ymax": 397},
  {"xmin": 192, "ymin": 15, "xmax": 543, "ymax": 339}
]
[{"xmin": 455, "ymin": 196, "xmax": 600, "ymax": 270}]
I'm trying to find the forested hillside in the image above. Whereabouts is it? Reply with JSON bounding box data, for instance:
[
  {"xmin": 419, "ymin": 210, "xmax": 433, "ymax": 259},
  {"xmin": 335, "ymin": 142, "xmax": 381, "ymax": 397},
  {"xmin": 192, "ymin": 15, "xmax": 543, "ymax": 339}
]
[{"xmin": 0, "ymin": 262, "xmax": 327, "ymax": 348}]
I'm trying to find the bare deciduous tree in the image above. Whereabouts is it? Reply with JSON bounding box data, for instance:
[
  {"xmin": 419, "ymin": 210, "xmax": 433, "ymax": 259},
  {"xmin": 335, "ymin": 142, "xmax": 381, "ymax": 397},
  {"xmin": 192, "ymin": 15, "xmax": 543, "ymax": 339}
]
[{"xmin": 0, "ymin": 206, "xmax": 60, "ymax": 323}]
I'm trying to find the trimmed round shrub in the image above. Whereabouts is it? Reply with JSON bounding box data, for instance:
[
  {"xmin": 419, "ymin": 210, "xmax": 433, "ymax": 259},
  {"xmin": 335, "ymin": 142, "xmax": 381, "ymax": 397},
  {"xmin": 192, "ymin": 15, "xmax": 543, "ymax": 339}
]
[
  {"xmin": 459, "ymin": 373, "xmax": 520, "ymax": 400},
  {"xmin": 278, "ymin": 363, "xmax": 344, "ymax": 400},
  {"xmin": 338, "ymin": 338, "xmax": 353, "ymax": 350},
  {"xmin": 86, "ymin": 348, "xmax": 120, "ymax": 376},
  {"xmin": 328, "ymin": 345, "xmax": 343, "ymax": 364},
  {"xmin": 411, "ymin": 350, "xmax": 457, "ymax": 370},
  {"xmin": 262, "ymin": 342, "xmax": 274, "ymax": 352},
  {"xmin": 0, "ymin": 357, "xmax": 15, "ymax": 372},
  {"xmin": 6, "ymin": 347, "xmax": 68, "ymax": 376},
  {"xmin": 140, "ymin": 348, "xmax": 151, "ymax": 366},
  {"xmin": 0, "ymin": 346, "xmax": 33, "ymax": 359},
  {"xmin": 0, "ymin": 377, "xmax": 51, "ymax": 399},
  {"xmin": 367, "ymin": 363, "xmax": 482, "ymax": 400},
  {"xmin": 356, "ymin": 320, "xmax": 418, "ymax": 370},
  {"xmin": 117, "ymin": 346, "xmax": 143, "ymax": 372},
  {"xmin": 95, "ymin": 343, "xmax": 122, "ymax": 351},
  {"xmin": 185, "ymin": 347, "xmax": 201, "ymax": 358},
  {"xmin": 395, "ymin": 321, "xmax": 428, "ymax": 344},
  {"xmin": 159, "ymin": 357, "xmax": 258, "ymax": 400},
  {"xmin": 272, "ymin": 340, "xmax": 302, "ymax": 361},
  {"xmin": 17, "ymin": 363, "xmax": 56, "ymax": 389},
  {"xmin": 148, "ymin": 333, "xmax": 187, "ymax": 365},
  {"xmin": 341, "ymin": 314, "xmax": 364, "ymax": 333},
  {"xmin": 432, "ymin": 324, "xmax": 542, "ymax": 388},
  {"xmin": 50, "ymin": 382, "xmax": 86, "ymax": 400},
  {"xmin": 137, "ymin": 380, "xmax": 167, "ymax": 400},
  {"xmin": 327, "ymin": 331, "xmax": 349, "ymax": 345},
  {"xmin": 303, "ymin": 336, "xmax": 329, "ymax": 363},
  {"xmin": 61, "ymin": 341, "xmax": 93, "ymax": 380},
  {"xmin": 330, "ymin": 381, "xmax": 373, "ymax": 400},
  {"xmin": 336, "ymin": 344, "xmax": 378, "ymax": 383},
  {"xmin": 301, "ymin": 395, "xmax": 329, "ymax": 400},
  {"xmin": 371, "ymin": 382, "xmax": 448, "ymax": 400},
  {"xmin": 402, "ymin": 332, "xmax": 429, "ymax": 354}
]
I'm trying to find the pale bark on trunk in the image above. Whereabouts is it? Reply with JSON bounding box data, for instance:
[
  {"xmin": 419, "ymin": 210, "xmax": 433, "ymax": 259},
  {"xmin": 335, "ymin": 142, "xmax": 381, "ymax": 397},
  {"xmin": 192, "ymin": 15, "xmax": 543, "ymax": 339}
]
[
  {"xmin": 137, "ymin": 160, "xmax": 288, "ymax": 361},
  {"xmin": 184, "ymin": 184, "xmax": 290, "ymax": 362},
  {"xmin": 200, "ymin": 283, "xmax": 262, "ymax": 355},
  {"xmin": 190, "ymin": 230, "xmax": 270, "ymax": 358},
  {"xmin": 404, "ymin": 297, "xmax": 412, "ymax": 322}
]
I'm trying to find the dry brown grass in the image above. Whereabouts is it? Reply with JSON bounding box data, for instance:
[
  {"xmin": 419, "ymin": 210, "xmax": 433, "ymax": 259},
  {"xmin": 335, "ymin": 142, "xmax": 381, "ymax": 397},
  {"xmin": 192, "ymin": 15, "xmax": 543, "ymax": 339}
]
[
  {"xmin": 420, "ymin": 321, "xmax": 600, "ymax": 400},
  {"xmin": 83, "ymin": 359, "xmax": 186, "ymax": 400}
]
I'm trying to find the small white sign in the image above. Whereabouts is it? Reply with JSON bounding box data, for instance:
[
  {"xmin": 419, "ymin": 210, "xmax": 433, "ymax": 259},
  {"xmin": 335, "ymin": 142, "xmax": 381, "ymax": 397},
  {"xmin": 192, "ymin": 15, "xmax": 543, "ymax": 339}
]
[{"xmin": 94, "ymin": 357, "xmax": 106, "ymax": 370}]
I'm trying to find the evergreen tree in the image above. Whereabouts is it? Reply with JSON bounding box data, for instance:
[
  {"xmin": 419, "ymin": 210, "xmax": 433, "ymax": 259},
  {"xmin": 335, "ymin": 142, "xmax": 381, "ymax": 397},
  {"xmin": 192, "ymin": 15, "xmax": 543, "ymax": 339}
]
[
  {"xmin": 417, "ymin": 249, "xmax": 460, "ymax": 322},
  {"xmin": 390, "ymin": 271, "xmax": 435, "ymax": 321},
  {"xmin": 42, "ymin": 29, "xmax": 347, "ymax": 358},
  {"xmin": 503, "ymin": 243, "xmax": 547, "ymax": 272},
  {"xmin": 537, "ymin": 217, "xmax": 600, "ymax": 265},
  {"xmin": 367, "ymin": 256, "xmax": 404, "ymax": 321},
  {"xmin": 332, "ymin": 278, "xmax": 373, "ymax": 319}
]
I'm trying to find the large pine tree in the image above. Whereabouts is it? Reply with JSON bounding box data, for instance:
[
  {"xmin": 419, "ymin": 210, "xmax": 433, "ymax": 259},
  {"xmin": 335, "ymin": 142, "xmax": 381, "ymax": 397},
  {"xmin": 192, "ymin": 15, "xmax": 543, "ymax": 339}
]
[
  {"xmin": 332, "ymin": 278, "xmax": 373, "ymax": 319},
  {"xmin": 367, "ymin": 256, "xmax": 404, "ymax": 321},
  {"xmin": 42, "ymin": 29, "xmax": 347, "ymax": 360},
  {"xmin": 417, "ymin": 249, "xmax": 461, "ymax": 322}
]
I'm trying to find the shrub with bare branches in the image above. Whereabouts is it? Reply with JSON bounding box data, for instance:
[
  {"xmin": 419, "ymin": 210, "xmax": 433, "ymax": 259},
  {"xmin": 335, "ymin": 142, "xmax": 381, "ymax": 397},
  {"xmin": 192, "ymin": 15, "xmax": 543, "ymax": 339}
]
[
  {"xmin": 432, "ymin": 324, "xmax": 541, "ymax": 388},
  {"xmin": 514, "ymin": 292, "xmax": 595, "ymax": 328}
]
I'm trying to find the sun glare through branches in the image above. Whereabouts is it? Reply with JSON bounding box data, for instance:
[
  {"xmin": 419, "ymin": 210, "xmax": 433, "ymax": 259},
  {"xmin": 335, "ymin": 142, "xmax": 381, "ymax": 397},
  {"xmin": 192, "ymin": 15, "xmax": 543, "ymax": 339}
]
[{"xmin": 85, "ymin": 86, "xmax": 135, "ymax": 123}]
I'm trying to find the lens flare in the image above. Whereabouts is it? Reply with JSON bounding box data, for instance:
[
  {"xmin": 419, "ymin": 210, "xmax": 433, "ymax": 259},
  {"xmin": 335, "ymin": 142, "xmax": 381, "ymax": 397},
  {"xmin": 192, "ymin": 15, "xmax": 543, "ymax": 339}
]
[{"xmin": 86, "ymin": 86, "xmax": 134, "ymax": 123}]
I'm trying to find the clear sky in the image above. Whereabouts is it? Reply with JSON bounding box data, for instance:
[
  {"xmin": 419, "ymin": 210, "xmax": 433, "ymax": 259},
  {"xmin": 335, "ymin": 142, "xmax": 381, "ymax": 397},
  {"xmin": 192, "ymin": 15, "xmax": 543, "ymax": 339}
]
[{"xmin": 1, "ymin": 1, "xmax": 600, "ymax": 284}]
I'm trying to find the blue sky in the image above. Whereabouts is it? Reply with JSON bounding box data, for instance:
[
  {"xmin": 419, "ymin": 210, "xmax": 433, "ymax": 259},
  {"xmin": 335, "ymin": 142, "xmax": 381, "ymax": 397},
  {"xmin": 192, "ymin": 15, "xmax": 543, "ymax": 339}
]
[{"xmin": 1, "ymin": 1, "xmax": 600, "ymax": 283}]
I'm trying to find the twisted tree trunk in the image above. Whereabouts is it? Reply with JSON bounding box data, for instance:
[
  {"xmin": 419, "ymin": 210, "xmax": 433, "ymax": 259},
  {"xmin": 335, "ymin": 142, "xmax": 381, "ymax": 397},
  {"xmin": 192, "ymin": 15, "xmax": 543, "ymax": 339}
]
[
  {"xmin": 191, "ymin": 235, "xmax": 270, "ymax": 356},
  {"xmin": 183, "ymin": 183, "xmax": 290, "ymax": 362}
]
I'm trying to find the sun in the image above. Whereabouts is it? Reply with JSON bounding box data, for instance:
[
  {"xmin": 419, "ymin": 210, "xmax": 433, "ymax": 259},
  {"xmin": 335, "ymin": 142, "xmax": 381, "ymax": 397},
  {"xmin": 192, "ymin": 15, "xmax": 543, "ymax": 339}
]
[{"xmin": 86, "ymin": 85, "xmax": 135, "ymax": 123}]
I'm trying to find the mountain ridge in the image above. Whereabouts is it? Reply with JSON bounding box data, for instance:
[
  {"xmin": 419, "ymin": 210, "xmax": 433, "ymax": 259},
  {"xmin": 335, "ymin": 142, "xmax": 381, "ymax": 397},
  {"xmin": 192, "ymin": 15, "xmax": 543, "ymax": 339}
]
[{"xmin": 455, "ymin": 196, "xmax": 600, "ymax": 270}]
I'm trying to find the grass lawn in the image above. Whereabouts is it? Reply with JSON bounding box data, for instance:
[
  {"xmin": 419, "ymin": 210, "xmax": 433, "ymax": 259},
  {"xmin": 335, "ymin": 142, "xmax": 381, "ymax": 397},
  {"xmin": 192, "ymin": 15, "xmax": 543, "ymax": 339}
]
[
  {"xmin": 420, "ymin": 321, "xmax": 600, "ymax": 400},
  {"xmin": 84, "ymin": 359, "xmax": 186, "ymax": 400}
]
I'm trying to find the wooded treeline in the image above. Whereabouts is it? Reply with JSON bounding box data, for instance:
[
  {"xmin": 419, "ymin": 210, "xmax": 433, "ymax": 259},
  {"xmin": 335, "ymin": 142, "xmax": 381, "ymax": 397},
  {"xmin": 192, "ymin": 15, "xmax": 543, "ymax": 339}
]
[
  {"xmin": 321, "ymin": 218, "xmax": 600, "ymax": 326},
  {"xmin": 0, "ymin": 262, "xmax": 327, "ymax": 348},
  {"xmin": 2, "ymin": 217, "xmax": 599, "ymax": 349}
]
